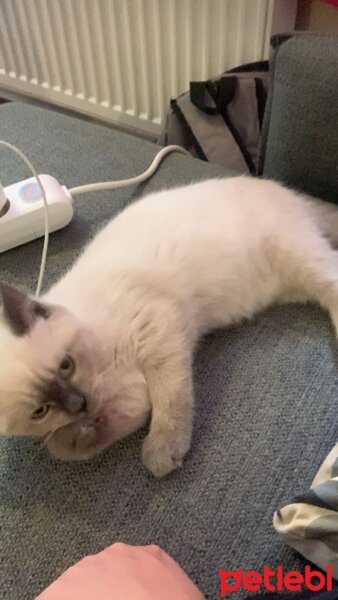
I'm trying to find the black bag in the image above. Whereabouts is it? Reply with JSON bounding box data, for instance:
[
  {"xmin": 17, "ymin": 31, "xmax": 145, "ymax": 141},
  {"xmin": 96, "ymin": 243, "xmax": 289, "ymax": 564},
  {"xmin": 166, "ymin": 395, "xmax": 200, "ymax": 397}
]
[{"xmin": 158, "ymin": 61, "xmax": 269, "ymax": 175}]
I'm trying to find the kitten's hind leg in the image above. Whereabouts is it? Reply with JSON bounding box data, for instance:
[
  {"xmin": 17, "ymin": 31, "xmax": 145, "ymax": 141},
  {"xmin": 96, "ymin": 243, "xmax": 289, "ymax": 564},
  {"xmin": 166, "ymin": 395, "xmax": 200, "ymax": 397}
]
[
  {"xmin": 142, "ymin": 351, "xmax": 194, "ymax": 478},
  {"xmin": 280, "ymin": 232, "xmax": 338, "ymax": 337}
]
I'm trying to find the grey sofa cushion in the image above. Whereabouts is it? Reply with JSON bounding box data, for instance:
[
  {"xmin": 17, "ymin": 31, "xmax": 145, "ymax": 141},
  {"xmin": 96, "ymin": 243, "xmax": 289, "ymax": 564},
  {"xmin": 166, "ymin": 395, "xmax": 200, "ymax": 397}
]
[
  {"xmin": 259, "ymin": 33, "xmax": 338, "ymax": 204},
  {"xmin": 1, "ymin": 103, "xmax": 338, "ymax": 600}
]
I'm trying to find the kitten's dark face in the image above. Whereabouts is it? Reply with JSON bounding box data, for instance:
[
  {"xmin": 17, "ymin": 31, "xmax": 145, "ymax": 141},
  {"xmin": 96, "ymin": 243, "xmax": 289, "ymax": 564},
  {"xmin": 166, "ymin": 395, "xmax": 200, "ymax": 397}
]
[
  {"xmin": 0, "ymin": 283, "xmax": 150, "ymax": 460},
  {"xmin": 0, "ymin": 285, "xmax": 100, "ymax": 438},
  {"xmin": 33, "ymin": 357, "xmax": 87, "ymax": 421}
]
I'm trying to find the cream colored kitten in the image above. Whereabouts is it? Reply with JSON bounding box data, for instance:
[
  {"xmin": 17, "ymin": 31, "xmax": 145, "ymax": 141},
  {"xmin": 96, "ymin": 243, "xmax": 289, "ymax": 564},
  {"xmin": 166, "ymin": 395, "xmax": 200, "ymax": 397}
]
[{"xmin": 1, "ymin": 176, "xmax": 338, "ymax": 477}]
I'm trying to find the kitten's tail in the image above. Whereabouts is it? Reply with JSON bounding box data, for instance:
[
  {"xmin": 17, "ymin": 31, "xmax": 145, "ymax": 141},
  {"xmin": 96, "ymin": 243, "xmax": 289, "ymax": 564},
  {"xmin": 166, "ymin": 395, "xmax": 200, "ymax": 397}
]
[{"xmin": 309, "ymin": 198, "xmax": 338, "ymax": 246}]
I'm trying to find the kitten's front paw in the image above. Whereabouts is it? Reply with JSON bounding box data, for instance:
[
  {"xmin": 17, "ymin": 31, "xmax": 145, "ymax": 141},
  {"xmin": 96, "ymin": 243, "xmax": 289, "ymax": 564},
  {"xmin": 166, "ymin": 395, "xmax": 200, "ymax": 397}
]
[{"xmin": 141, "ymin": 430, "xmax": 191, "ymax": 478}]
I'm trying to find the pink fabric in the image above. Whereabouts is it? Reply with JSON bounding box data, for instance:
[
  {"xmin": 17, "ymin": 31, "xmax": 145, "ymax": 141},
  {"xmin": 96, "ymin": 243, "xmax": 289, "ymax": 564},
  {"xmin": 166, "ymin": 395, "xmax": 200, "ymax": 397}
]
[
  {"xmin": 35, "ymin": 543, "xmax": 205, "ymax": 600},
  {"xmin": 321, "ymin": 0, "xmax": 338, "ymax": 7}
]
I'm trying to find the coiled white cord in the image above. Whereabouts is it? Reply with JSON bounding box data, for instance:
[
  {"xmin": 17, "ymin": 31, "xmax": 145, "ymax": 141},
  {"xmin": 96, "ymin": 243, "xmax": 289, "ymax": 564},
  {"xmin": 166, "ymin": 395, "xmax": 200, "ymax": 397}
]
[
  {"xmin": 0, "ymin": 142, "xmax": 190, "ymax": 297},
  {"xmin": 0, "ymin": 140, "xmax": 50, "ymax": 298},
  {"xmin": 68, "ymin": 145, "xmax": 190, "ymax": 196}
]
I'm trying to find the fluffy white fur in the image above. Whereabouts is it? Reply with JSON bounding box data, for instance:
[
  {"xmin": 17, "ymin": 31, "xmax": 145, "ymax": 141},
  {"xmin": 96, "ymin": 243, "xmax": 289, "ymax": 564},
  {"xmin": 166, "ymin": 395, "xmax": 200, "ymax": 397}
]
[{"xmin": 1, "ymin": 176, "xmax": 338, "ymax": 477}]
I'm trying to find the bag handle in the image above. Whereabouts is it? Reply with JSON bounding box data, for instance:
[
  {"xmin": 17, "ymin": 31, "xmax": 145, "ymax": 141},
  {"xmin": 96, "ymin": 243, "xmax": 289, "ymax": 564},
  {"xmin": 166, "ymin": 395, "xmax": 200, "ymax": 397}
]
[
  {"xmin": 190, "ymin": 81, "xmax": 218, "ymax": 115},
  {"xmin": 227, "ymin": 59, "xmax": 269, "ymax": 74},
  {"xmin": 190, "ymin": 78, "xmax": 237, "ymax": 115}
]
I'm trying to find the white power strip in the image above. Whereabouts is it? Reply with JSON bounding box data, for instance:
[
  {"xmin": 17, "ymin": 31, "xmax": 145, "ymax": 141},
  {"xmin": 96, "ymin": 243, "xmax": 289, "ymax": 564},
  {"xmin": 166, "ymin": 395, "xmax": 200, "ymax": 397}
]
[{"xmin": 0, "ymin": 174, "xmax": 73, "ymax": 254}]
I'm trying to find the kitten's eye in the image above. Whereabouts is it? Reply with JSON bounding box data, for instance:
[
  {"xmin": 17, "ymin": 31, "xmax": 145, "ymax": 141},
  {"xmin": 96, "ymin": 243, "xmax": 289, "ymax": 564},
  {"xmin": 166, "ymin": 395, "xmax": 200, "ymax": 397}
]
[
  {"xmin": 58, "ymin": 354, "xmax": 75, "ymax": 379},
  {"xmin": 32, "ymin": 404, "xmax": 50, "ymax": 420}
]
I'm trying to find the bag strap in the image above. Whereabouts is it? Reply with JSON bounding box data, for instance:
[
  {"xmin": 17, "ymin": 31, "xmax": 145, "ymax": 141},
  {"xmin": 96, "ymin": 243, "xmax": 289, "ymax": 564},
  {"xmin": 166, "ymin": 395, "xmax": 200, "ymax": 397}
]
[
  {"xmin": 206, "ymin": 79, "xmax": 256, "ymax": 175},
  {"xmin": 170, "ymin": 99, "xmax": 208, "ymax": 161},
  {"xmin": 190, "ymin": 81, "xmax": 218, "ymax": 115},
  {"xmin": 190, "ymin": 77, "xmax": 237, "ymax": 115},
  {"xmin": 254, "ymin": 77, "xmax": 268, "ymax": 130},
  {"xmin": 227, "ymin": 60, "xmax": 269, "ymax": 74},
  {"xmin": 206, "ymin": 78, "xmax": 237, "ymax": 114}
]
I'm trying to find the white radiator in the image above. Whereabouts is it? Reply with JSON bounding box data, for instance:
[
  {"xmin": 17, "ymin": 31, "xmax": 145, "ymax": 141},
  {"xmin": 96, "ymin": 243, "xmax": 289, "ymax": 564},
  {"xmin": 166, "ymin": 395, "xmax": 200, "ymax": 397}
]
[{"xmin": 0, "ymin": 0, "xmax": 275, "ymax": 137}]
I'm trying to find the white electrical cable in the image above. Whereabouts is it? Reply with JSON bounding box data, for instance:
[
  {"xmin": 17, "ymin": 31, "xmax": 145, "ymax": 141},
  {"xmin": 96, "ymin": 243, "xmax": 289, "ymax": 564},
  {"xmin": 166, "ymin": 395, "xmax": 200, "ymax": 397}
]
[
  {"xmin": 69, "ymin": 145, "xmax": 191, "ymax": 196},
  {"xmin": 0, "ymin": 143, "xmax": 191, "ymax": 297},
  {"xmin": 0, "ymin": 140, "xmax": 49, "ymax": 298}
]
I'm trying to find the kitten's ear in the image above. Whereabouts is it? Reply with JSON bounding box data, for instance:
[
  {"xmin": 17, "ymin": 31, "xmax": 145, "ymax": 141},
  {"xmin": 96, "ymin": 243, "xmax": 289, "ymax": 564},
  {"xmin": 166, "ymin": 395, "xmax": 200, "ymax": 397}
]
[{"xmin": 0, "ymin": 282, "xmax": 51, "ymax": 336}]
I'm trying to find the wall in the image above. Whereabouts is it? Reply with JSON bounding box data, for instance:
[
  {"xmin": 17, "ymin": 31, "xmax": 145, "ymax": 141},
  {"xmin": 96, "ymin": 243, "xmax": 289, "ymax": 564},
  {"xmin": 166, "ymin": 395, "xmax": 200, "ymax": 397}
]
[{"xmin": 297, "ymin": 0, "xmax": 338, "ymax": 32}]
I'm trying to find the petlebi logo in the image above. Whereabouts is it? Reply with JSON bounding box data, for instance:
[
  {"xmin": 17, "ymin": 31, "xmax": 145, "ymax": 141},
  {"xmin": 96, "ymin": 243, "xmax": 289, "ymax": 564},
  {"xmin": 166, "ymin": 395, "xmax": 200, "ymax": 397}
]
[{"xmin": 218, "ymin": 564, "xmax": 334, "ymax": 596}]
